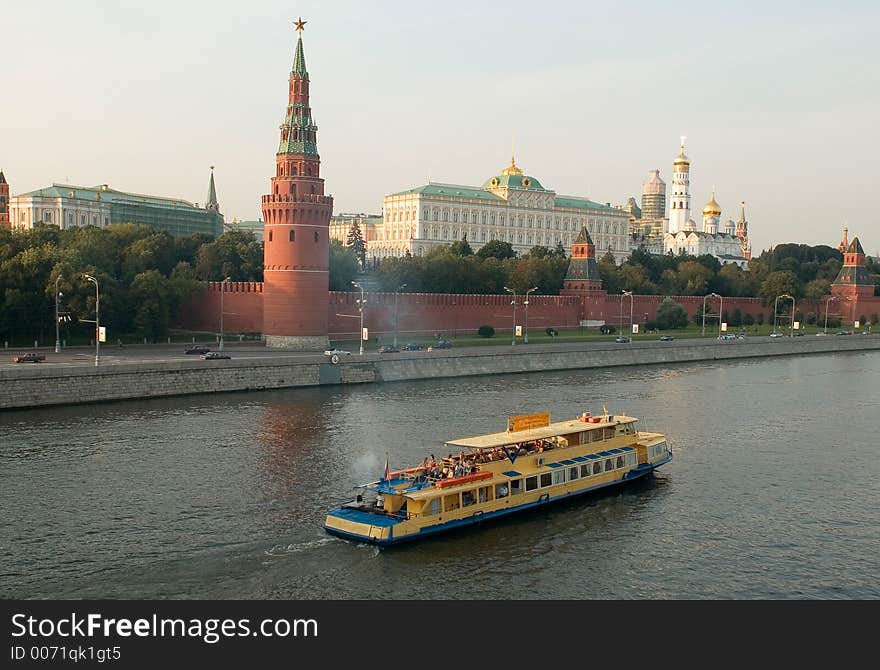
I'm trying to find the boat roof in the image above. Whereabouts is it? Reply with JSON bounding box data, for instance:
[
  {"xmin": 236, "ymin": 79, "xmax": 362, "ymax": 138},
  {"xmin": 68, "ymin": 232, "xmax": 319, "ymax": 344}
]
[{"xmin": 446, "ymin": 415, "xmax": 638, "ymax": 451}]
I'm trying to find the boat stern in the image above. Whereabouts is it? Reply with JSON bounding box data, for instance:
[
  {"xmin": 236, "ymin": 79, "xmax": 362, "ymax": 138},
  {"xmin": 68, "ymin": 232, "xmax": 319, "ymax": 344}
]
[{"xmin": 323, "ymin": 507, "xmax": 400, "ymax": 545}]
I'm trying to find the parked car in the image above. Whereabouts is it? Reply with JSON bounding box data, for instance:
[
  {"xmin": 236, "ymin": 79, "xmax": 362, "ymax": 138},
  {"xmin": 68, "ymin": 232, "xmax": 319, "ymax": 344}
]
[
  {"xmin": 323, "ymin": 348, "xmax": 352, "ymax": 356},
  {"xmin": 717, "ymin": 333, "xmax": 736, "ymax": 340},
  {"xmin": 769, "ymin": 332, "xmax": 784, "ymax": 338},
  {"xmin": 377, "ymin": 345, "xmax": 399, "ymax": 353},
  {"xmin": 659, "ymin": 335, "xmax": 675, "ymax": 341},
  {"xmin": 13, "ymin": 353, "xmax": 46, "ymax": 363},
  {"xmin": 835, "ymin": 330, "xmax": 853, "ymax": 336},
  {"xmin": 402, "ymin": 342, "xmax": 424, "ymax": 351},
  {"xmin": 793, "ymin": 332, "xmax": 804, "ymax": 337},
  {"xmin": 614, "ymin": 336, "xmax": 631, "ymax": 343},
  {"xmin": 201, "ymin": 352, "xmax": 230, "ymax": 360},
  {"xmin": 433, "ymin": 339, "xmax": 453, "ymax": 349},
  {"xmin": 185, "ymin": 345, "xmax": 211, "ymax": 354}
]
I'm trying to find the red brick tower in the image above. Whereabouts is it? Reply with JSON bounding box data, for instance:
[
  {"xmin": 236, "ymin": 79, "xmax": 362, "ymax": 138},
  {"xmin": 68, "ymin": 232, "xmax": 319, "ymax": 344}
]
[
  {"xmin": 832, "ymin": 236, "xmax": 874, "ymax": 301},
  {"xmin": 561, "ymin": 226, "xmax": 604, "ymax": 294},
  {"xmin": 261, "ymin": 19, "xmax": 333, "ymax": 349},
  {"xmin": 0, "ymin": 171, "xmax": 10, "ymax": 228}
]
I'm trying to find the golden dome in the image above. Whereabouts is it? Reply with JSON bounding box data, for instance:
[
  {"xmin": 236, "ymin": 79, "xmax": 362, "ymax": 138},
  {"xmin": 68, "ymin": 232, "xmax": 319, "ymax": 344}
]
[
  {"xmin": 501, "ymin": 155, "xmax": 523, "ymax": 176},
  {"xmin": 702, "ymin": 192, "xmax": 721, "ymax": 216}
]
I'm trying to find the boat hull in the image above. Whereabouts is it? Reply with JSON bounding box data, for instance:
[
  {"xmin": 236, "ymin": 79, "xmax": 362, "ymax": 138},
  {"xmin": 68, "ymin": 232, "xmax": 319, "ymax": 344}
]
[{"xmin": 324, "ymin": 454, "xmax": 672, "ymax": 546}]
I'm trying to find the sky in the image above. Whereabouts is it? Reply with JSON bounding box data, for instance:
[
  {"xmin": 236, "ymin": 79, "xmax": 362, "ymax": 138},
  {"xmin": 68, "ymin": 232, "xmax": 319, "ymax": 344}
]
[{"xmin": 2, "ymin": 0, "xmax": 878, "ymax": 254}]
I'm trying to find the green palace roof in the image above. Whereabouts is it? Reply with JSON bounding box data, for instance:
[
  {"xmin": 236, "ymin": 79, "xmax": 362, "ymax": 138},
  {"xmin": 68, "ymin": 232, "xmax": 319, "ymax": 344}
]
[
  {"xmin": 481, "ymin": 173, "xmax": 546, "ymax": 190},
  {"xmin": 16, "ymin": 183, "xmax": 197, "ymax": 209}
]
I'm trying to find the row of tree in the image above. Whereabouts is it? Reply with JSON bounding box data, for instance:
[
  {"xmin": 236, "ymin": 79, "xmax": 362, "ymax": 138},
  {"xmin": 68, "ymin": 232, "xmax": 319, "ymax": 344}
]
[{"xmin": 0, "ymin": 224, "xmax": 263, "ymax": 344}]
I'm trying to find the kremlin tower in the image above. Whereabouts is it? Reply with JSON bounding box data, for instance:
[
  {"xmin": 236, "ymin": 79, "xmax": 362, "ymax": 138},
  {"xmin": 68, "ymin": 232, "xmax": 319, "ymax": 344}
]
[
  {"xmin": 261, "ymin": 19, "xmax": 334, "ymax": 349},
  {"xmin": 667, "ymin": 138, "xmax": 692, "ymax": 235},
  {"xmin": 561, "ymin": 226, "xmax": 603, "ymax": 294}
]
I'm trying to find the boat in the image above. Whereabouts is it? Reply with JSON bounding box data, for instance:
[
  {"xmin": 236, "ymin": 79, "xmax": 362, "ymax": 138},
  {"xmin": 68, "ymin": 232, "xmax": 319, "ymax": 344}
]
[{"xmin": 323, "ymin": 409, "xmax": 672, "ymax": 546}]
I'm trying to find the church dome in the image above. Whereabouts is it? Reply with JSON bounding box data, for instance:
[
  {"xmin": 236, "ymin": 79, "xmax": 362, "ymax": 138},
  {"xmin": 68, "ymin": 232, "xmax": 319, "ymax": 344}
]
[{"xmin": 702, "ymin": 192, "xmax": 721, "ymax": 216}]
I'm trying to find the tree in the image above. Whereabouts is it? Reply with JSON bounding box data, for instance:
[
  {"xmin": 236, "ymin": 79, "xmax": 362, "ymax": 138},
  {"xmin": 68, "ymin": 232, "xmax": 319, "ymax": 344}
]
[
  {"xmin": 804, "ymin": 278, "xmax": 831, "ymax": 301},
  {"xmin": 195, "ymin": 230, "xmax": 263, "ymax": 281},
  {"xmin": 130, "ymin": 270, "xmax": 171, "ymax": 340},
  {"xmin": 553, "ymin": 241, "xmax": 567, "ymax": 258},
  {"xmin": 655, "ymin": 298, "xmax": 688, "ymax": 330},
  {"xmin": 448, "ymin": 235, "xmax": 473, "ymax": 257},
  {"xmin": 759, "ymin": 270, "xmax": 802, "ymax": 305},
  {"xmin": 476, "ymin": 239, "xmax": 516, "ymax": 261},
  {"xmin": 346, "ymin": 220, "xmax": 367, "ymax": 269},
  {"xmin": 329, "ymin": 240, "xmax": 359, "ymax": 291}
]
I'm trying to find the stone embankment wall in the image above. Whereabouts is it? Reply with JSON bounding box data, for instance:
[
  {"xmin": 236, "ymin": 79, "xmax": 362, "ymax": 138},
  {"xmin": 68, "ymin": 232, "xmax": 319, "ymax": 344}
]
[{"xmin": 1, "ymin": 337, "xmax": 878, "ymax": 410}]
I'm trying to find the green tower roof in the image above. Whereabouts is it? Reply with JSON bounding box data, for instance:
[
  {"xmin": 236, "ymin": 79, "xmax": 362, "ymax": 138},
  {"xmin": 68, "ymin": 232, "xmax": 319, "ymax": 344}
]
[{"xmin": 292, "ymin": 33, "xmax": 308, "ymax": 76}]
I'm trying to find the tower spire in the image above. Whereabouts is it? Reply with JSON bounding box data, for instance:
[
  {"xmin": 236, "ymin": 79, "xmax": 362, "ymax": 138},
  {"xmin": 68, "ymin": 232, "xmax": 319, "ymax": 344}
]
[
  {"xmin": 206, "ymin": 165, "xmax": 219, "ymax": 212},
  {"xmin": 292, "ymin": 17, "xmax": 308, "ymax": 75}
]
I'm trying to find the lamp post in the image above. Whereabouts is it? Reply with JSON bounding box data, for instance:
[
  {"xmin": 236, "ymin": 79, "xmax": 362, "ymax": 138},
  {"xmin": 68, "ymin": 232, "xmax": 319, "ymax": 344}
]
[
  {"xmin": 622, "ymin": 290, "xmax": 633, "ymax": 336},
  {"xmin": 352, "ymin": 281, "xmax": 365, "ymax": 355},
  {"xmin": 504, "ymin": 286, "xmax": 517, "ymax": 345},
  {"xmin": 774, "ymin": 293, "xmax": 794, "ymax": 335},
  {"xmin": 219, "ymin": 276, "xmax": 231, "ymax": 351},
  {"xmin": 54, "ymin": 275, "xmax": 63, "ymax": 354},
  {"xmin": 393, "ymin": 283, "xmax": 407, "ymax": 348},
  {"xmin": 702, "ymin": 292, "xmax": 721, "ymax": 337},
  {"xmin": 83, "ymin": 274, "xmax": 99, "ymax": 367},
  {"xmin": 524, "ymin": 286, "xmax": 538, "ymax": 343},
  {"xmin": 823, "ymin": 295, "xmax": 839, "ymax": 334}
]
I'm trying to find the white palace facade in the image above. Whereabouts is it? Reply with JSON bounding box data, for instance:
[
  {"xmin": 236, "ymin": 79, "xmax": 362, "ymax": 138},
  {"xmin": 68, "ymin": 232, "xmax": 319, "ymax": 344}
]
[{"xmin": 358, "ymin": 157, "xmax": 632, "ymax": 264}]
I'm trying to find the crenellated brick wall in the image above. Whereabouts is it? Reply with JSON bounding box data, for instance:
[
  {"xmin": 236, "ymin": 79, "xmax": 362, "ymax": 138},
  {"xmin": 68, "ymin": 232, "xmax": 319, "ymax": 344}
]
[{"xmin": 177, "ymin": 282, "xmax": 878, "ymax": 339}]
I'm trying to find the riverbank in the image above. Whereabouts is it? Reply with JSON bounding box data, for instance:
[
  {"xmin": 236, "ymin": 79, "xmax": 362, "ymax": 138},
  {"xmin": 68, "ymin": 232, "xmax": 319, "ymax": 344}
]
[{"xmin": 1, "ymin": 335, "xmax": 878, "ymax": 410}]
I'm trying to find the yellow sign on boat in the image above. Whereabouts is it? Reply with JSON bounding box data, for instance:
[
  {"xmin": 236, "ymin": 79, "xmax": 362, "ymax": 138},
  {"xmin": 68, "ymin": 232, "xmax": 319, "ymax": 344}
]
[{"xmin": 506, "ymin": 412, "xmax": 550, "ymax": 433}]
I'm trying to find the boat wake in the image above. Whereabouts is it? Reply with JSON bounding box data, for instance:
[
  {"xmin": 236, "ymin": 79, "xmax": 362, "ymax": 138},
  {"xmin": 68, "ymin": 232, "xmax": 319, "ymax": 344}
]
[{"xmin": 263, "ymin": 537, "xmax": 336, "ymax": 556}]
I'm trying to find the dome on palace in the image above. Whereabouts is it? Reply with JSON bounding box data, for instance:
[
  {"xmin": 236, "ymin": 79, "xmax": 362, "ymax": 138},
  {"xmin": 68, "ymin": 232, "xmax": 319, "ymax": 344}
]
[
  {"xmin": 702, "ymin": 192, "xmax": 722, "ymax": 215},
  {"xmin": 483, "ymin": 157, "xmax": 545, "ymax": 191}
]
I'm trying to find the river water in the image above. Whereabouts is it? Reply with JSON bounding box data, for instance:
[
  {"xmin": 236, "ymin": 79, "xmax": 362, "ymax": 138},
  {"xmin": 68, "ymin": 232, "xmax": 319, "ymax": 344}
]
[{"xmin": 1, "ymin": 351, "xmax": 878, "ymax": 599}]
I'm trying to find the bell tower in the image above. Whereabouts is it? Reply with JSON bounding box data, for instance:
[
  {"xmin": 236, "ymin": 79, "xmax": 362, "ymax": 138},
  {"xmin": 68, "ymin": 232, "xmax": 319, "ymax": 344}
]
[{"xmin": 262, "ymin": 18, "xmax": 334, "ymax": 349}]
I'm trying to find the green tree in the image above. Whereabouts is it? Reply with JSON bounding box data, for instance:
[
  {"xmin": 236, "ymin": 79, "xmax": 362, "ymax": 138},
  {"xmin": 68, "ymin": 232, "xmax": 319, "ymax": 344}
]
[
  {"xmin": 804, "ymin": 278, "xmax": 831, "ymax": 301},
  {"xmin": 195, "ymin": 230, "xmax": 263, "ymax": 281},
  {"xmin": 448, "ymin": 235, "xmax": 474, "ymax": 257},
  {"xmin": 759, "ymin": 270, "xmax": 802, "ymax": 305},
  {"xmin": 346, "ymin": 220, "xmax": 367, "ymax": 268},
  {"xmin": 329, "ymin": 240, "xmax": 359, "ymax": 291},
  {"xmin": 655, "ymin": 298, "xmax": 689, "ymax": 330},
  {"xmin": 476, "ymin": 239, "xmax": 516, "ymax": 261},
  {"xmin": 130, "ymin": 270, "xmax": 171, "ymax": 341}
]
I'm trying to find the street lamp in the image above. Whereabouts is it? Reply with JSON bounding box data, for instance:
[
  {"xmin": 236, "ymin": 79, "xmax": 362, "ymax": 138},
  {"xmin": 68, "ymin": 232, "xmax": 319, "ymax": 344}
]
[
  {"xmin": 702, "ymin": 292, "xmax": 721, "ymax": 337},
  {"xmin": 823, "ymin": 295, "xmax": 839, "ymax": 334},
  {"xmin": 219, "ymin": 276, "xmax": 231, "ymax": 351},
  {"xmin": 774, "ymin": 293, "xmax": 795, "ymax": 336},
  {"xmin": 524, "ymin": 286, "xmax": 538, "ymax": 343},
  {"xmin": 504, "ymin": 286, "xmax": 517, "ymax": 345},
  {"xmin": 54, "ymin": 275, "xmax": 63, "ymax": 354},
  {"xmin": 83, "ymin": 274, "xmax": 99, "ymax": 367},
  {"xmin": 393, "ymin": 283, "xmax": 407, "ymax": 348},
  {"xmin": 352, "ymin": 281, "xmax": 365, "ymax": 355},
  {"xmin": 622, "ymin": 290, "xmax": 633, "ymax": 336}
]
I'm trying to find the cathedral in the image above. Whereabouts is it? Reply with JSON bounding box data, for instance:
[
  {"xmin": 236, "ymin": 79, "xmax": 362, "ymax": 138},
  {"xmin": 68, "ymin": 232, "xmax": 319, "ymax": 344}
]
[{"xmin": 637, "ymin": 139, "xmax": 751, "ymax": 267}]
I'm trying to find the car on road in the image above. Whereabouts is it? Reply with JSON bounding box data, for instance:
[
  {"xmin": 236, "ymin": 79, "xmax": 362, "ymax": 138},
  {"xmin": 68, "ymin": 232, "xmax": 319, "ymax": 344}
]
[
  {"xmin": 324, "ymin": 348, "xmax": 352, "ymax": 364},
  {"xmin": 614, "ymin": 336, "xmax": 631, "ymax": 343},
  {"xmin": 13, "ymin": 353, "xmax": 46, "ymax": 363},
  {"xmin": 377, "ymin": 345, "xmax": 399, "ymax": 353},
  {"xmin": 815, "ymin": 332, "xmax": 827, "ymax": 336},
  {"xmin": 659, "ymin": 335, "xmax": 675, "ymax": 341},
  {"xmin": 433, "ymin": 339, "xmax": 453, "ymax": 349},
  {"xmin": 402, "ymin": 342, "xmax": 424, "ymax": 351},
  {"xmin": 793, "ymin": 332, "xmax": 804, "ymax": 337},
  {"xmin": 835, "ymin": 330, "xmax": 853, "ymax": 336},
  {"xmin": 201, "ymin": 352, "xmax": 230, "ymax": 360},
  {"xmin": 717, "ymin": 333, "xmax": 736, "ymax": 340},
  {"xmin": 769, "ymin": 332, "xmax": 784, "ymax": 338},
  {"xmin": 185, "ymin": 345, "xmax": 211, "ymax": 355}
]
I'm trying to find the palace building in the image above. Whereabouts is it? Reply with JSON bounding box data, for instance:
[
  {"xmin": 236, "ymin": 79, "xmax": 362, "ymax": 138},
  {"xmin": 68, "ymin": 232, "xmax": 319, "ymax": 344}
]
[
  {"xmin": 7, "ymin": 169, "xmax": 223, "ymax": 238},
  {"xmin": 365, "ymin": 156, "xmax": 632, "ymax": 264}
]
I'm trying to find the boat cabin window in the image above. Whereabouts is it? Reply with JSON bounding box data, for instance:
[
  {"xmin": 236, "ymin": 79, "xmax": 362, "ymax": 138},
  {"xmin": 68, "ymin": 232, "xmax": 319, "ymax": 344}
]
[
  {"xmin": 551, "ymin": 471, "xmax": 564, "ymax": 486},
  {"xmin": 603, "ymin": 427, "xmax": 615, "ymax": 440},
  {"xmin": 495, "ymin": 483, "xmax": 508, "ymax": 498},
  {"xmin": 443, "ymin": 493, "xmax": 460, "ymax": 512},
  {"xmin": 462, "ymin": 490, "xmax": 476, "ymax": 507},
  {"xmin": 581, "ymin": 464, "xmax": 591, "ymax": 478},
  {"xmin": 510, "ymin": 479, "xmax": 523, "ymax": 495},
  {"xmin": 569, "ymin": 467, "xmax": 578, "ymax": 481},
  {"xmin": 626, "ymin": 452, "xmax": 637, "ymax": 466},
  {"xmin": 478, "ymin": 486, "xmax": 491, "ymax": 503},
  {"xmin": 429, "ymin": 498, "xmax": 441, "ymax": 515},
  {"xmin": 616, "ymin": 456, "xmax": 624, "ymax": 468},
  {"xmin": 593, "ymin": 462, "xmax": 602, "ymax": 475},
  {"xmin": 581, "ymin": 430, "xmax": 594, "ymax": 444},
  {"xmin": 540, "ymin": 473, "xmax": 552, "ymax": 488},
  {"xmin": 604, "ymin": 458, "xmax": 614, "ymax": 472},
  {"xmin": 525, "ymin": 476, "xmax": 538, "ymax": 492}
]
